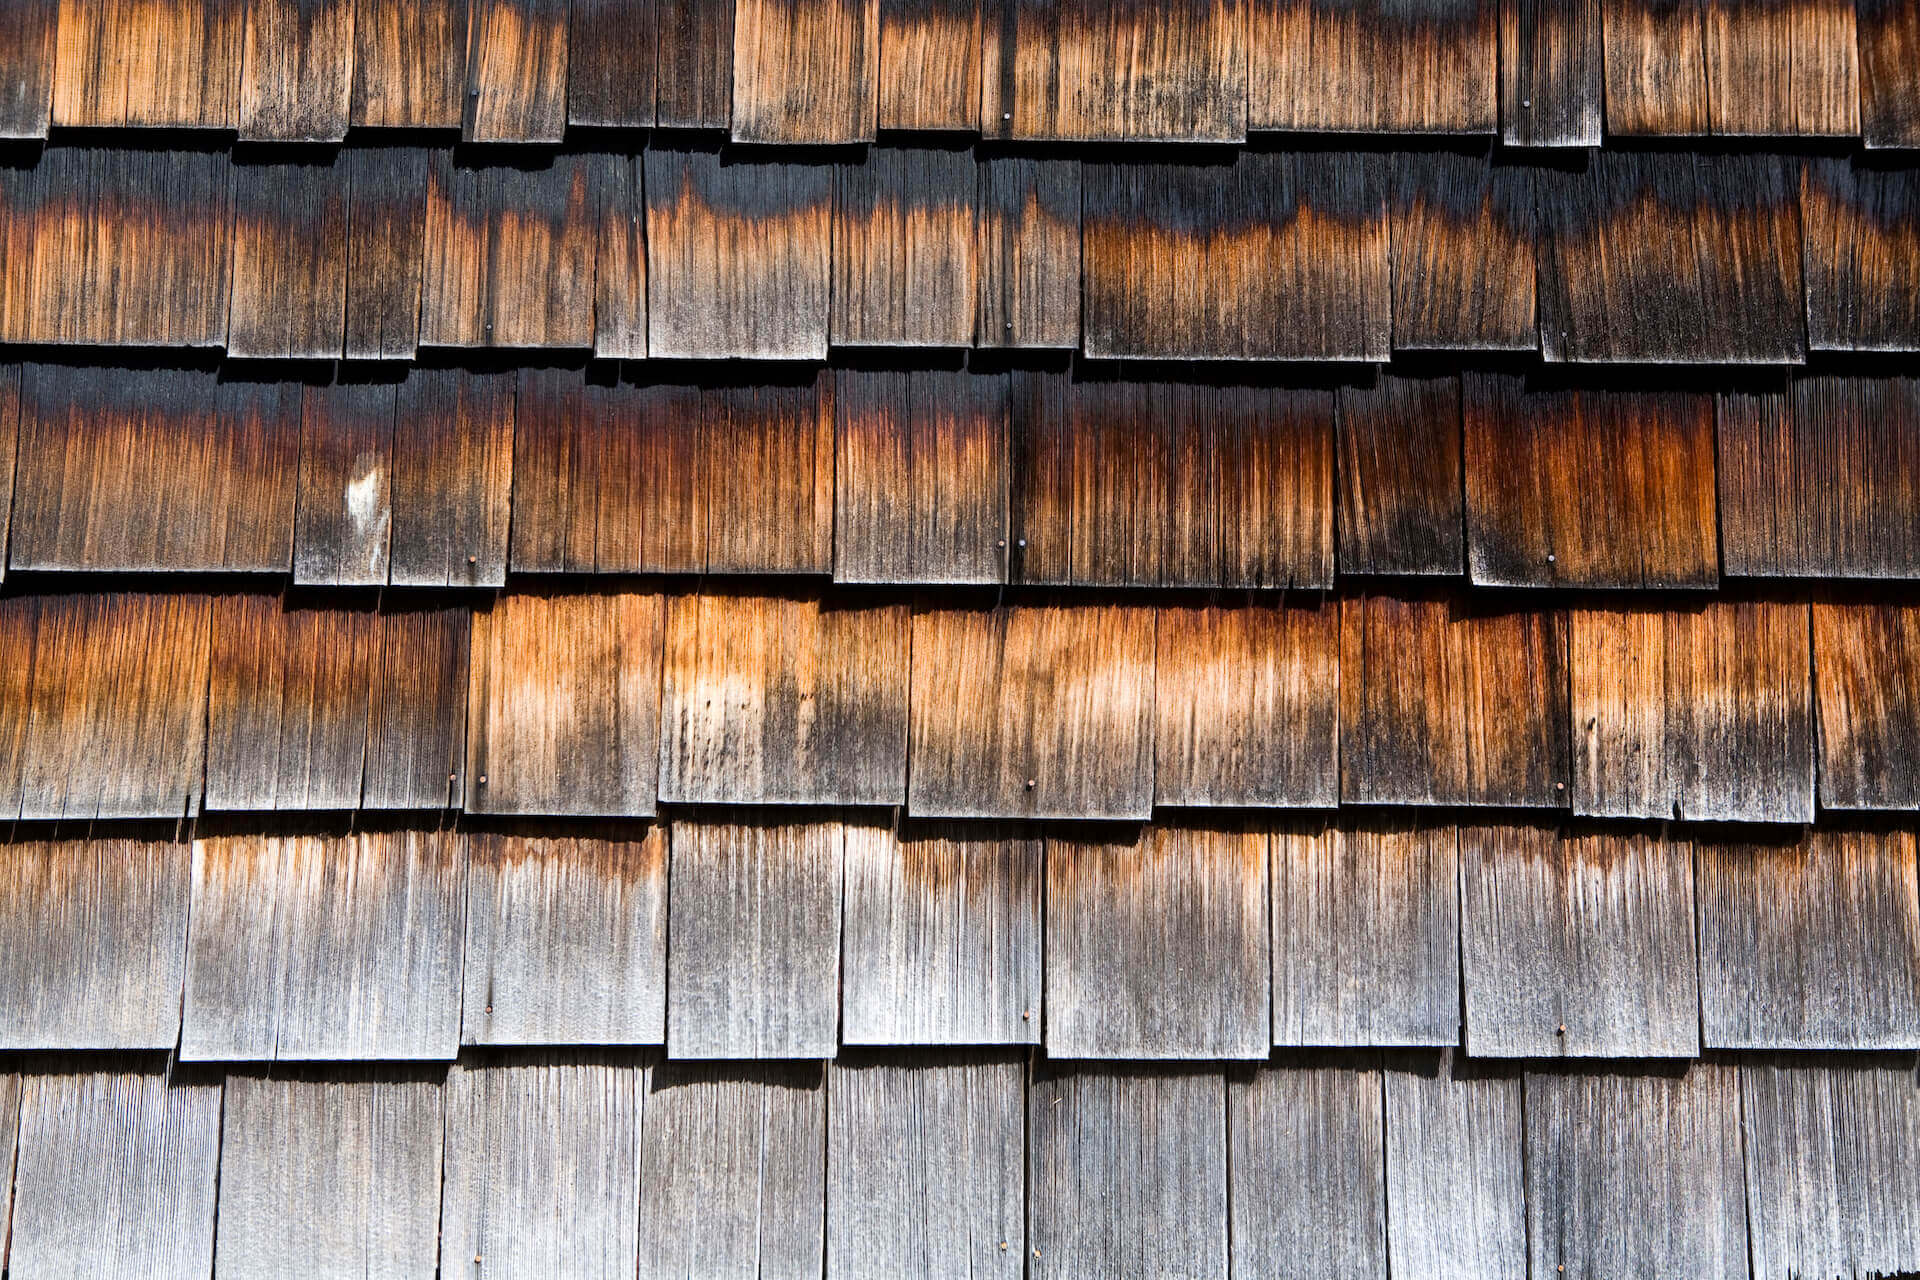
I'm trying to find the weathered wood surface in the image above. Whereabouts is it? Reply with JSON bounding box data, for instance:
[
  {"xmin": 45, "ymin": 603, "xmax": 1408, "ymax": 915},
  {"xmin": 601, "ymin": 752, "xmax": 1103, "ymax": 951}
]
[
  {"xmin": 1814, "ymin": 603, "xmax": 1920, "ymax": 808},
  {"xmin": 1385, "ymin": 1055, "xmax": 1527, "ymax": 1280},
  {"xmin": 1335, "ymin": 374, "xmax": 1464, "ymax": 576}
]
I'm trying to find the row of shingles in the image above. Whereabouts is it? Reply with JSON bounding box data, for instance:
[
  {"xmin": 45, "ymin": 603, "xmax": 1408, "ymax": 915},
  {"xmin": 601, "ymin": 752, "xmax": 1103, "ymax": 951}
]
[
  {"xmin": 5, "ymin": 145, "xmax": 1917, "ymax": 359},
  {"xmin": 6, "ymin": 0, "xmax": 1918, "ymax": 147},
  {"xmin": 0, "ymin": 1049, "xmax": 1916, "ymax": 1280}
]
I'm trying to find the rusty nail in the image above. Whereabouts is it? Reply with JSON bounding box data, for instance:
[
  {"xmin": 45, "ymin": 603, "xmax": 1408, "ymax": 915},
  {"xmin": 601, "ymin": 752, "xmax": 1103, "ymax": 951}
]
[
  {"xmin": 468, "ymin": 554, "xmax": 478, "ymax": 565},
  {"xmin": 478, "ymin": 774, "xmax": 489, "ymax": 785},
  {"xmin": 1026, "ymin": 778, "xmax": 1036, "ymax": 789},
  {"xmin": 485, "ymin": 1004, "xmax": 493, "ymax": 1014},
  {"xmin": 997, "ymin": 539, "xmax": 1007, "ymax": 548},
  {"xmin": 1022, "ymin": 1009, "xmax": 1032, "ymax": 1020},
  {"xmin": 1556, "ymin": 1023, "xmax": 1566, "ymax": 1035}
]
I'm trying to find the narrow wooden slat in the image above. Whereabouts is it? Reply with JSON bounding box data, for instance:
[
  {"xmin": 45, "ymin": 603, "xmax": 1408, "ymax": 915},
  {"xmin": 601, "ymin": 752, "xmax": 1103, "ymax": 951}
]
[
  {"xmin": 1570, "ymin": 601, "xmax": 1813, "ymax": 822},
  {"xmin": 239, "ymin": 0, "xmax": 354, "ymax": 139},
  {"xmin": 702, "ymin": 375, "xmax": 835, "ymax": 572},
  {"xmin": 1813, "ymin": 603, "xmax": 1920, "ymax": 809},
  {"xmin": 51, "ymin": 0, "xmax": 243, "ymax": 126},
  {"xmin": 0, "ymin": 0, "xmax": 56, "ymax": 137},
  {"xmin": 655, "ymin": 0, "xmax": 732, "ymax": 126},
  {"xmin": 732, "ymin": 0, "xmax": 879, "ymax": 142},
  {"xmin": 1273, "ymin": 823, "xmax": 1460, "ymax": 1047},
  {"xmin": 665, "ymin": 821, "xmax": 845, "ymax": 1059},
  {"xmin": 1801, "ymin": 160, "xmax": 1920, "ymax": 352},
  {"xmin": 0, "ymin": 840, "xmax": 189, "ymax": 1049},
  {"xmin": 1154, "ymin": 604, "xmax": 1339, "ymax": 808},
  {"xmin": 461, "ymin": 830, "xmax": 668, "ymax": 1045},
  {"xmin": 1029, "ymin": 1067, "xmax": 1228, "ymax": 1280},
  {"xmin": 0, "ymin": 364, "xmax": 18, "ymax": 587},
  {"xmin": 9, "ymin": 1070, "xmax": 221, "ymax": 1280},
  {"xmin": 362, "ymin": 604, "xmax": 470, "ymax": 810},
  {"xmin": 840, "ymin": 824, "xmax": 1042, "ymax": 1045},
  {"xmin": 214, "ymin": 1074, "xmax": 443, "ymax": 1280},
  {"xmin": 1384, "ymin": 1056, "xmax": 1527, "ymax": 1280},
  {"xmin": 229, "ymin": 161, "xmax": 349, "ymax": 360},
  {"xmin": 833, "ymin": 147, "xmax": 977, "ymax": 346},
  {"xmin": 568, "ymin": 0, "xmax": 657, "ymax": 126},
  {"xmin": 181, "ymin": 832, "xmax": 466, "ymax": 1061},
  {"xmin": 1698, "ymin": 831, "xmax": 1920, "ymax": 1049},
  {"xmin": 908, "ymin": 605, "xmax": 1156, "ymax": 819},
  {"xmin": 294, "ymin": 381, "xmax": 395, "ymax": 587},
  {"xmin": 1499, "ymin": 0, "xmax": 1603, "ymax": 145},
  {"xmin": 344, "ymin": 148, "xmax": 429, "ymax": 361},
  {"xmin": 975, "ymin": 157, "xmax": 1079, "ymax": 349},
  {"xmin": 0, "ymin": 1071, "xmax": 16, "ymax": 1252},
  {"xmin": 1390, "ymin": 152, "xmax": 1535, "ymax": 351},
  {"xmin": 388, "ymin": 368, "xmax": 514, "ymax": 587},
  {"xmin": 593, "ymin": 131, "xmax": 648, "ymax": 358},
  {"xmin": 1460, "ymin": 825, "xmax": 1699, "ymax": 1058},
  {"xmin": 463, "ymin": 0, "xmax": 568, "ymax": 141},
  {"xmin": 465, "ymin": 591, "xmax": 663, "ymax": 816},
  {"xmin": 877, "ymin": 0, "xmax": 979, "ymax": 129},
  {"xmin": 1859, "ymin": 0, "xmax": 1920, "ymax": 147},
  {"xmin": 1249, "ymin": 0, "xmax": 1496, "ymax": 132},
  {"xmin": 1702, "ymin": 0, "xmax": 1857, "ymax": 134},
  {"xmin": 1601, "ymin": 0, "xmax": 1708, "ymax": 133},
  {"xmin": 350, "ymin": 0, "xmax": 467, "ymax": 126},
  {"xmin": 1335, "ymin": 374, "xmax": 1463, "ymax": 576},
  {"xmin": 659, "ymin": 594, "xmax": 910, "ymax": 805}
]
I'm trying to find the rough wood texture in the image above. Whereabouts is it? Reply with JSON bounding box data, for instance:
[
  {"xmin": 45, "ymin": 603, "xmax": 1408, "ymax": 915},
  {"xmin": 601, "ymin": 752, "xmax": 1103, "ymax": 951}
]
[
  {"xmin": 238, "ymin": 0, "xmax": 354, "ymax": 139},
  {"xmin": 700, "ymin": 376, "xmax": 835, "ymax": 573},
  {"xmin": 1537, "ymin": 152, "xmax": 1805, "ymax": 363},
  {"xmin": 1384, "ymin": 1055, "xmax": 1527, "ymax": 1280},
  {"xmin": 1047, "ymin": 826, "xmax": 1269, "ymax": 1060},
  {"xmin": 1232, "ymin": 1058, "xmax": 1391, "ymax": 1275},
  {"xmin": 463, "ymin": 831, "xmax": 669, "ymax": 1046},
  {"xmin": 656, "ymin": 0, "xmax": 732, "ymax": 126},
  {"xmin": 388, "ymin": 368, "xmax": 514, "ymax": 587},
  {"xmin": 1697, "ymin": 831, "xmax": 1920, "ymax": 1049},
  {"xmin": 1718, "ymin": 376, "xmax": 1920, "ymax": 577},
  {"xmin": 1859, "ymin": 0, "xmax": 1920, "ymax": 146},
  {"xmin": 645, "ymin": 150, "xmax": 834, "ymax": 359},
  {"xmin": 50, "ymin": 0, "xmax": 243, "ymax": 126},
  {"xmin": 1340, "ymin": 597, "xmax": 1569, "ymax": 807},
  {"xmin": 1391, "ymin": 153, "xmax": 1534, "ymax": 350},
  {"xmin": 732, "ymin": 0, "xmax": 877, "ymax": 142},
  {"xmin": 1570, "ymin": 601, "xmax": 1813, "ymax": 822},
  {"xmin": 9, "ymin": 1069, "xmax": 221, "ymax": 1280},
  {"xmin": 568, "ymin": 0, "xmax": 656, "ymax": 125},
  {"xmin": 1500, "ymin": 0, "xmax": 1603, "ymax": 145},
  {"xmin": 982, "ymin": 0, "xmax": 1248, "ymax": 141},
  {"xmin": 1601, "ymin": 0, "xmax": 1709, "ymax": 133},
  {"xmin": 1154, "ymin": 604, "xmax": 1339, "ymax": 807},
  {"xmin": 0, "ymin": 839, "xmax": 188, "ymax": 1049},
  {"xmin": 363, "ymin": 605, "xmax": 471, "ymax": 810},
  {"xmin": 1801, "ymin": 160, "xmax": 1920, "ymax": 352},
  {"xmin": 638, "ymin": 1062, "xmax": 827, "ymax": 1279},
  {"xmin": 908, "ymin": 605, "xmax": 1156, "ymax": 819},
  {"xmin": 877, "ymin": 0, "xmax": 978, "ymax": 129},
  {"xmin": 0, "ymin": 364, "xmax": 16, "ymax": 586},
  {"xmin": 344, "ymin": 148, "xmax": 429, "ymax": 360},
  {"xmin": 1814, "ymin": 603, "xmax": 1920, "ymax": 808},
  {"xmin": 840, "ymin": 825, "xmax": 1042, "ymax": 1045},
  {"xmin": 0, "ymin": 0, "xmax": 56, "ymax": 137},
  {"xmin": 1249, "ymin": 0, "xmax": 1497, "ymax": 131},
  {"xmin": 1335, "ymin": 373, "xmax": 1464, "ymax": 576},
  {"xmin": 463, "ymin": 0, "xmax": 568, "ymax": 141},
  {"xmin": 0, "ymin": 593, "xmax": 212, "ymax": 822},
  {"xmin": 1460, "ymin": 825, "xmax": 1699, "ymax": 1058},
  {"xmin": 1740, "ymin": 1056, "xmax": 1920, "ymax": 1280},
  {"xmin": 441, "ymin": 1054, "xmax": 643, "ymax": 1279},
  {"xmin": 1029, "ymin": 1067, "xmax": 1228, "ymax": 1280},
  {"xmin": 834, "ymin": 148, "xmax": 977, "ymax": 346},
  {"xmin": 1702, "ymin": 0, "xmax": 1858, "ymax": 134},
  {"xmin": 827, "ymin": 1052, "xmax": 1024, "ymax": 1280},
  {"xmin": 660, "ymin": 594, "xmax": 909, "ymax": 806},
  {"xmin": 666, "ymin": 821, "xmax": 846, "ymax": 1059},
  {"xmin": 0, "ymin": 1070, "xmax": 16, "ymax": 1252},
  {"xmin": 465, "ymin": 591, "xmax": 664, "ymax": 816},
  {"xmin": 1523, "ymin": 1065, "xmax": 1748, "ymax": 1280},
  {"xmin": 976, "ymin": 157, "xmax": 1080, "ymax": 349},
  {"xmin": 215, "ymin": 1073, "xmax": 443, "ymax": 1280},
  {"xmin": 182, "ymin": 832, "xmax": 466, "ymax": 1061},
  {"xmin": 1273, "ymin": 823, "xmax": 1460, "ymax": 1047},
  {"xmin": 350, "ymin": 0, "xmax": 467, "ymax": 126},
  {"xmin": 1463, "ymin": 373, "xmax": 1718, "ymax": 588},
  {"xmin": 1084, "ymin": 153, "xmax": 1389, "ymax": 360},
  {"xmin": 294, "ymin": 381, "xmax": 395, "ymax": 586}
]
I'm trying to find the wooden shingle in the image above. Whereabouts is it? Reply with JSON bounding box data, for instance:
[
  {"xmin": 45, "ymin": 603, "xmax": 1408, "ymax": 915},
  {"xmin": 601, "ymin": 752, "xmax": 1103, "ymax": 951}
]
[
  {"xmin": 1335, "ymin": 373, "xmax": 1464, "ymax": 577},
  {"xmin": 700, "ymin": 376, "xmax": 835, "ymax": 573},
  {"xmin": 568, "ymin": 0, "xmax": 657, "ymax": 126},
  {"xmin": 1600, "ymin": 0, "xmax": 1709, "ymax": 134},
  {"xmin": 293, "ymin": 381, "xmax": 396, "ymax": 587},
  {"xmin": 388, "ymin": 368, "xmax": 515, "ymax": 588},
  {"xmin": 732, "ymin": 0, "xmax": 878, "ymax": 142},
  {"xmin": 655, "ymin": 0, "xmax": 733, "ymax": 127},
  {"xmin": 51, "ymin": 0, "xmax": 243, "ymax": 127},
  {"xmin": 0, "ymin": 365, "xmax": 15, "ymax": 586},
  {"xmin": 1249, "ymin": 0, "xmax": 1497, "ymax": 132},
  {"xmin": 1814, "ymin": 603, "xmax": 1920, "ymax": 809},
  {"xmin": 363, "ymin": 605, "xmax": 471, "ymax": 811},
  {"xmin": 1384, "ymin": 1055, "xmax": 1527, "ymax": 1280},
  {"xmin": 1800, "ymin": 161, "xmax": 1920, "ymax": 352},
  {"xmin": 238, "ymin": 0, "xmax": 354, "ymax": 139},
  {"xmin": 462, "ymin": 0, "xmax": 568, "ymax": 141},
  {"xmin": 833, "ymin": 147, "xmax": 978, "ymax": 347},
  {"xmin": 350, "ymin": 0, "xmax": 467, "ymax": 127},
  {"xmin": 1390, "ymin": 152, "xmax": 1535, "ymax": 351},
  {"xmin": 0, "ymin": 0, "xmax": 56, "ymax": 137},
  {"xmin": 1701, "ymin": 0, "xmax": 1858, "ymax": 135},
  {"xmin": 876, "ymin": 0, "xmax": 979, "ymax": 130},
  {"xmin": 344, "ymin": 148, "xmax": 430, "ymax": 361},
  {"xmin": 975, "ymin": 157, "xmax": 1080, "ymax": 349},
  {"xmin": 1499, "ymin": 0, "xmax": 1603, "ymax": 145},
  {"xmin": 1859, "ymin": 0, "xmax": 1920, "ymax": 147}
]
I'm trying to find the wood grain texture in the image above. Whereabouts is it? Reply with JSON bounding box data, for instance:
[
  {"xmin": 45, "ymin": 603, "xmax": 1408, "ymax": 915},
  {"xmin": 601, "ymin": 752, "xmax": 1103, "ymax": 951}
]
[
  {"xmin": 1702, "ymin": 0, "xmax": 1858, "ymax": 134},
  {"xmin": 0, "ymin": 0, "xmax": 56, "ymax": 137},
  {"xmin": 239, "ymin": 0, "xmax": 354, "ymax": 139},
  {"xmin": 182, "ymin": 832, "xmax": 466, "ymax": 1061},
  {"xmin": 1570, "ymin": 601, "xmax": 1813, "ymax": 822},
  {"xmin": 700, "ymin": 375, "xmax": 835, "ymax": 573},
  {"xmin": 1249, "ymin": 0, "xmax": 1497, "ymax": 131},
  {"xmin": 834, "ymin": 368, "xmax": 1008, "ymax": 584},
  {"xmin": 389, "ymin": 368, "xmax": 514, "ymax": 587},
  {"xmin": 1801, "ymin": 160, "xmax": 1920, "ymax": 352},
  {"xmin": 363, "ymin": 605, "xmax": 470, "ymax": 810},
  {"xmin": 1230, "ymin": 1058, "xmax": 1387, "ymax": 1276},
  {"xmin": 732, "ymin": 0, "xmax": 878, "ymax": 142},
  {"xmin": 0, "ymin": 839, "xmax": 188, "ymax": 1049},
  {"xmin": 1384, "ymin": 1055, "xmax": 1527, "ymax": 1280},
  {"xmin": 294, "ymin": 381, "xmax": 395, "ymax": 586},
  {"xmin": 1390, "ymin": 152, "xmax": 1534, "ymax": 350},
  {"xmin": 214, "ymin": 1073, "xmax": 443, "ymax": 1280},
  {"xmin": 1154, "ymin": 604, "xmax": 1339, "ymax": 808},
  {"xmin": 51, "ymin": 0, "xmax": 243, "ymax": 126},
  {"xmin": 1335, "ymin": 373, "xmax": 1463, "ymax": 576},
  {"xmin": 833, "ymin": 147, "xmax": 977, "ymax": 346},
  {"xmin": 645, "ymin": 150, "xmax": 834, "ymax": 359},
  {"xmin": 1601, "ymin": 0, "xmax": 1708, "ymax": 133},
  {"xmin": 0, "ymin": 1070, "xmax": 16, "ymax": 1253},
  {"xmin": 655, "ymin": 0, "xmax": 732, "ymax": 126},
  {"xmin": 1740, "ymin": 1056, "xmax": 1920, "ymax": 1280},
  {"xmin": 1698, "ymin": 831, "xmax": 1920, "ymax": 1049},
  {"xmin": 1718, "ymin": 376, "xmax": 1920, "ymax": 577},
  {"xmin": 1500, "ymin": 0, "xmax": 1603, "ymax": 145},
  {"xmin": 1537, "ymin": 152, "xmax": 1805, "ymax": 363},
  {"xmin": 976, "ymin": 156, "xmax": 1080, "ymax": 349},
  {"xmin": 660, "ymin": 594, "xmax": 909, "ymax": 805},
  {"xmin": 441, "ymin": 1054, "xmax": 644, "ymax": 1279},
  {"xmin": 1460, "ymin": 825, "xmax": 1699, "ymax": 1058},
  {"xmin": 9, "ymin": 1069, "xmax": 221, "ymax": 1280},
  {"xmin": 981, "ymin": 0, "xmax": 1247, "ymax": 141},
  {"xmin": 463, "ymin": 0, "xmax": 568, "ymax": 140},
  {"xmin": 1814, "ymin": 603, "xmax": 1920, "ymax": 808},
  {"xmin": 0, "ymin": 593, "xmax": 212, "ymax": 822},
  {"xmin": 229, "ymin": 161, "xmax": 348, "ymax": 360},
  {"xmin": 1339, "ymin": 597, "xmax": 1569, "ymax": 807},
  {"xmin": 877, "ymin": 0, "xmax": 978, "ymax": 129},
  {"xmin": 638, "ymin": 1061, "xmax": 827, "ymax": 1279},
  {"xmin": 908, "ymin": 605, "xmax": 1156, "ymax": 819},
  {"xmin": 1463, "ymin": 373, "xmax": 1718, "ymax": 588},
  {"xmin": 1523, "ymin": 1065, "xmax": 1747, "ymax": 1280},
  {"xmin": 568, "ymin": 0, "xmax": 656, "ymax": 125},
  {"xmin": 0, "ymin": 365, "xmax": 16, "ymax": 585},
  {"xmin": 1029, "ymin": 1067, "xmax": 1228, "ymax": 1280},
  {"xmin": 465, "ymin": 591, "xmax": 663, "ymax": 816},
  {"xmin": 1859, "ymin": 0, "xmax": 1920, "ymax": 146},
  {"xmin": 1046, "ymin": 825, "xmax": 1269, "ymax": 1060},
  {"xmin": 840, "ymin": 825, "xmax": 1042, "ymax": 1044},
  {"xmin": 350, "ymin": 0, "xmax": 467, "ymax": 126},
  {"xmin": 666, "ymin": 821, "xmax": 845, "ymax": 1059},
  {"xmin": 462, "ymin": 830, "xmax": 668, "ymax": 1045},
  {"xmin": 1084, "ymin": 152, "xmax": 1389, "ymax": 360},
  {"xmin": 344, "ymin": 147, "xmax": 429, "ymax": 360},
  {"xmin": 1273, "ymin": 823, "xmax": 1460, "ymax": 1047},
  {"xmin": 827, "ymin": 1052, "xmax": 1024, "ymax": 1280}
]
